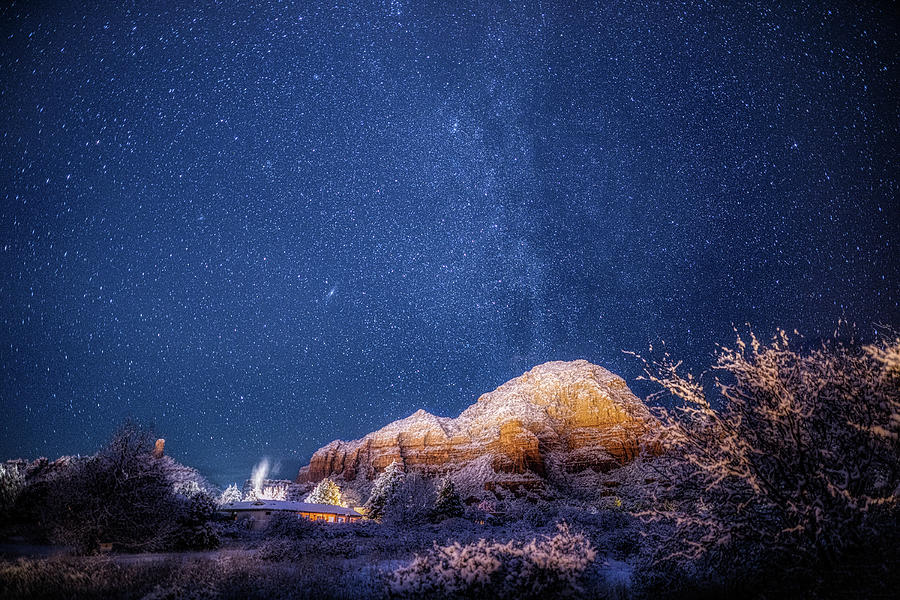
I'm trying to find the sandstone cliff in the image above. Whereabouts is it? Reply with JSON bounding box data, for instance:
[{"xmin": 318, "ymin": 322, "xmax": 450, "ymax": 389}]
[{"xmin": 296, "ymin": 360, "xmax": 657, "ymax": 490}]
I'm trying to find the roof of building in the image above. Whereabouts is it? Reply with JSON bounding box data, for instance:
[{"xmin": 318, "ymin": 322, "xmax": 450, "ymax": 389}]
[{"xmin": 222, "ymin": 500, "xmax": 362, "ymax": 517}]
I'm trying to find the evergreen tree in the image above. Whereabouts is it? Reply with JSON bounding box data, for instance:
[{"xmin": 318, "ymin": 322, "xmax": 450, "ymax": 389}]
[
  {"xmin": 385, "ymin": 473, "xmax": 436, "ymax": 526},
  {"xmin": 431, "ymin": 477, "xmax": 465, "ymax": 522},
  {"xmin": 218, "ymin": 483, "xmax": 243, "ymax": 505},
  {"xmin": 305, "ymin": 477, "xmax": 343, "ymax": 506},
  {"xmin": 363, "ymin": 460, "xmax": 405, "ymax": 520}
]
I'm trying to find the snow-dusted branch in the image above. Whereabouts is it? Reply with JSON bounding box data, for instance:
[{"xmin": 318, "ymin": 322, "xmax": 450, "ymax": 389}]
[{"xmin": 633, "ymin": 330, "xmax": 900, "ymax": 577}]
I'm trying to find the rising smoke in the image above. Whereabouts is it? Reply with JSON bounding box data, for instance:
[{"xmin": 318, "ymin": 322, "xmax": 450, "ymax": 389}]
[{"xmin": 250, "ymin": 457, "xmax": 281, "ymax": 496}]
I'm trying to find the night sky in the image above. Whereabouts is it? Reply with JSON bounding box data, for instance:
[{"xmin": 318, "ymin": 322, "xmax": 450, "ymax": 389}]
[{"xmin": 1, "ymin": 1, "xmax": 896, "ymax": 486}]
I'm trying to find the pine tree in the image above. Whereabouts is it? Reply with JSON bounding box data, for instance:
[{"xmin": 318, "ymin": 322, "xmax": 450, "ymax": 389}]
[
  {"xmin": 218, "ymin": 483, "xmax": 243, "ymax": 505},
  {"xmin": 385, "ymin": 473, "xmax": 436, "ymax": 526},
  {"xmin": 305, "ymin": 477, "xmax": 343, "ymax": 506},
  {"xmin": 363, "ymin": 460, "xmax": 405, "ymax": 520},
  {"xmin": 431, "ymin": 477, "xmax": 464, "ymax": 522}
]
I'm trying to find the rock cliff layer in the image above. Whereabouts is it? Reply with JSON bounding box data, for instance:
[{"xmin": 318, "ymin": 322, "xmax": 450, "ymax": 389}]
[{"xmin": 296, "ymin": 360, "xmax": 657, "ymax": 486}]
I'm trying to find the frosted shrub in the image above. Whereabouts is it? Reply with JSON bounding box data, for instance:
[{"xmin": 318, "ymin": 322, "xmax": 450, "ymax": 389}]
[
  {"xmin": 257, "ymin": 537, "xmax": 304, "ymax": 562},
  {"xmin": 172, "ymin": 492, "xmax": 221, "ymax": 550},
  {"xmin": 635, "ymin": 329, "xmax": 900, "ymax": 587},
  {"xmin": 259, "ymin": 536, "xmax": 361, "ymax": 562},
  {"xmin": 387, "ymin": 523, "xmax": 596, "ymax": 599},
  {"xmin": 43, "ymin": 423, "xmax": 182, "ymax": 553},
  {"xmin": 264, "ymin": 512, "xmax": 317, "ymax": 539},
  {"xmin": 38, "ymin": 421, "xmax": 220, "ymax": 553}
]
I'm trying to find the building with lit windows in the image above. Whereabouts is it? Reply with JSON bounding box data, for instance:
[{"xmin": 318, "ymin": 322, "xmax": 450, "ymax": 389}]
[{"xmin": 221, "ymin": 500, "xmax": 362, "ymax": 529}]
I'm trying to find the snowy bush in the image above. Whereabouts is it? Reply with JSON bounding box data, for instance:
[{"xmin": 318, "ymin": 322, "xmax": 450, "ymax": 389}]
[
  {"xmin": 634, "ymin": 329, "xmax": 900, "ymax": 586},
  {"xmin": 258, "ymin": 535, "xmax": 362, "ymax": 562},
  {"xmin": 256, "ymin": 537, "xmax": 305, "ymax": 562},
  {"xmin": 158, "ymin": 455, "xmax": 217, "ymax": 499},
  {"xmin": 0, "ymin": 552, "xmax": 375, "ymax": 600},
  {"xmin": 38, "ymin": 421, "xmax": 220, "ymax": 553},
  {"xmin": 172, "ymin": 492, "xmax": 221, "ymax": 550},
  {"xmin": 264, "ymin": 512, "xmax": 317, "ymax": 539},
  {"xmin": 386, "ymin": 522, "xmax": 596, "ymax": 599},
  {"xmin": 521, "ymin": 503, "xmax": 551, "ymax": 529},
  {"xmin": 41, "ymin": 422, "xmax": 181, "ymax": 553},
  {"xmin": 435, "ymin": 517, "xmax": 482, "ymax": 540}
]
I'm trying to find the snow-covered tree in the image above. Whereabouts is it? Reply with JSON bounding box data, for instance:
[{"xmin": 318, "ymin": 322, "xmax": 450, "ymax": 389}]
[
  {"xmin": 635, "ymin": 329, "xmax": 900, "ymax": 581},
  {"xmin": 39, "ymin": 421, "xmax": 221, "ymax": 553},
  {"xmin": 0, "ymin": 463, "xmax": 24, "ymax": 514},
  {"xmin": 305, "ymin": 477, "xmax": 343, "ymax": 506},
  {"xmin": 364, "ymin": 460, "xmax": 405, "ymax": 520},
  {"xmin": 340, "ymin": 486, "xmax": 363, "ymax": 508},
  {"xmin": 431, "ymin": 477, "xmax": 464, "ymax": 522},
  {"xmin": 218, "ymin": 483, "xmax": 243, "ymax": 505},
  {"xmin": 43, "ymin": 421, "xmax": 183, "ymax": 553},
  {"xmin": 258, "ymin": 484, "xmax": 288, "ymax": 501},
  {"xmin": 158, "ymin": 455, "xmax": 217, "ymax": 498},
  {"xmin": 385, "ymin": 473, "xmax": 435, "ymax": 525}
]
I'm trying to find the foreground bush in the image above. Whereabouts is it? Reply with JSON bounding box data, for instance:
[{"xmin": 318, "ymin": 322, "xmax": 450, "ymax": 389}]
[
  {"xmin": 38, "ymin": 422, "xmax": 220, "ymax": 553},
  {"xmin": 386, "ymin": 522, "xmax": 596, "ymax": 599},
  {"xmin": 264, "ymin": 512, "xmax": 319, "ymax": 539},
  {"xmin": 635, "ymin": 329, "xmax": 900, "ymax": 592},
  {"xmin": 0, "ymin": 552, "xmax": 375, "ymax": 600}
]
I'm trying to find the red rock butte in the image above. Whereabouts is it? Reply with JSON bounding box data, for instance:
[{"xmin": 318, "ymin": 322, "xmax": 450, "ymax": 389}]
[{"xmin": 296, "ymin": 360, "xmax": 658, "ymax": 485}]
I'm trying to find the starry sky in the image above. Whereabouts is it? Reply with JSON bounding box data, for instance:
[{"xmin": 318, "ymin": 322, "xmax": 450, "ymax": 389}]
[{"xmin": 1, "ymin": 1, "xmax": 896, "ymax": 486}]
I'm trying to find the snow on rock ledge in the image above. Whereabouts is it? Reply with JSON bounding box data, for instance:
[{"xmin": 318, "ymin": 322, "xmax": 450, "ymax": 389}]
[{"xmin": 295, "ymin": 360, "xmax": 657, "ymax": 489}]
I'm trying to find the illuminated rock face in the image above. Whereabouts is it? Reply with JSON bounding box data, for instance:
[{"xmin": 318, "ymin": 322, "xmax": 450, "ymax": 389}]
[{"xmin": 296, "ymin": 360, "xmax": 657, "ymax": 485}]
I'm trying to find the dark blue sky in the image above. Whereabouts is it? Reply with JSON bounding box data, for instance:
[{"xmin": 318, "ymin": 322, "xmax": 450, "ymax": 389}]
[{"xmin": 1, "ymin": 1, "xmax": 896, "ymax": 486}]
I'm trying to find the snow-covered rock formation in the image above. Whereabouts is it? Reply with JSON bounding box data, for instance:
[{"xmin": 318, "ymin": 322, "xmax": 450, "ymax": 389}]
[{"xmin": 296, "ymin": 360, "xmax": 658, "ymax": 492}]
